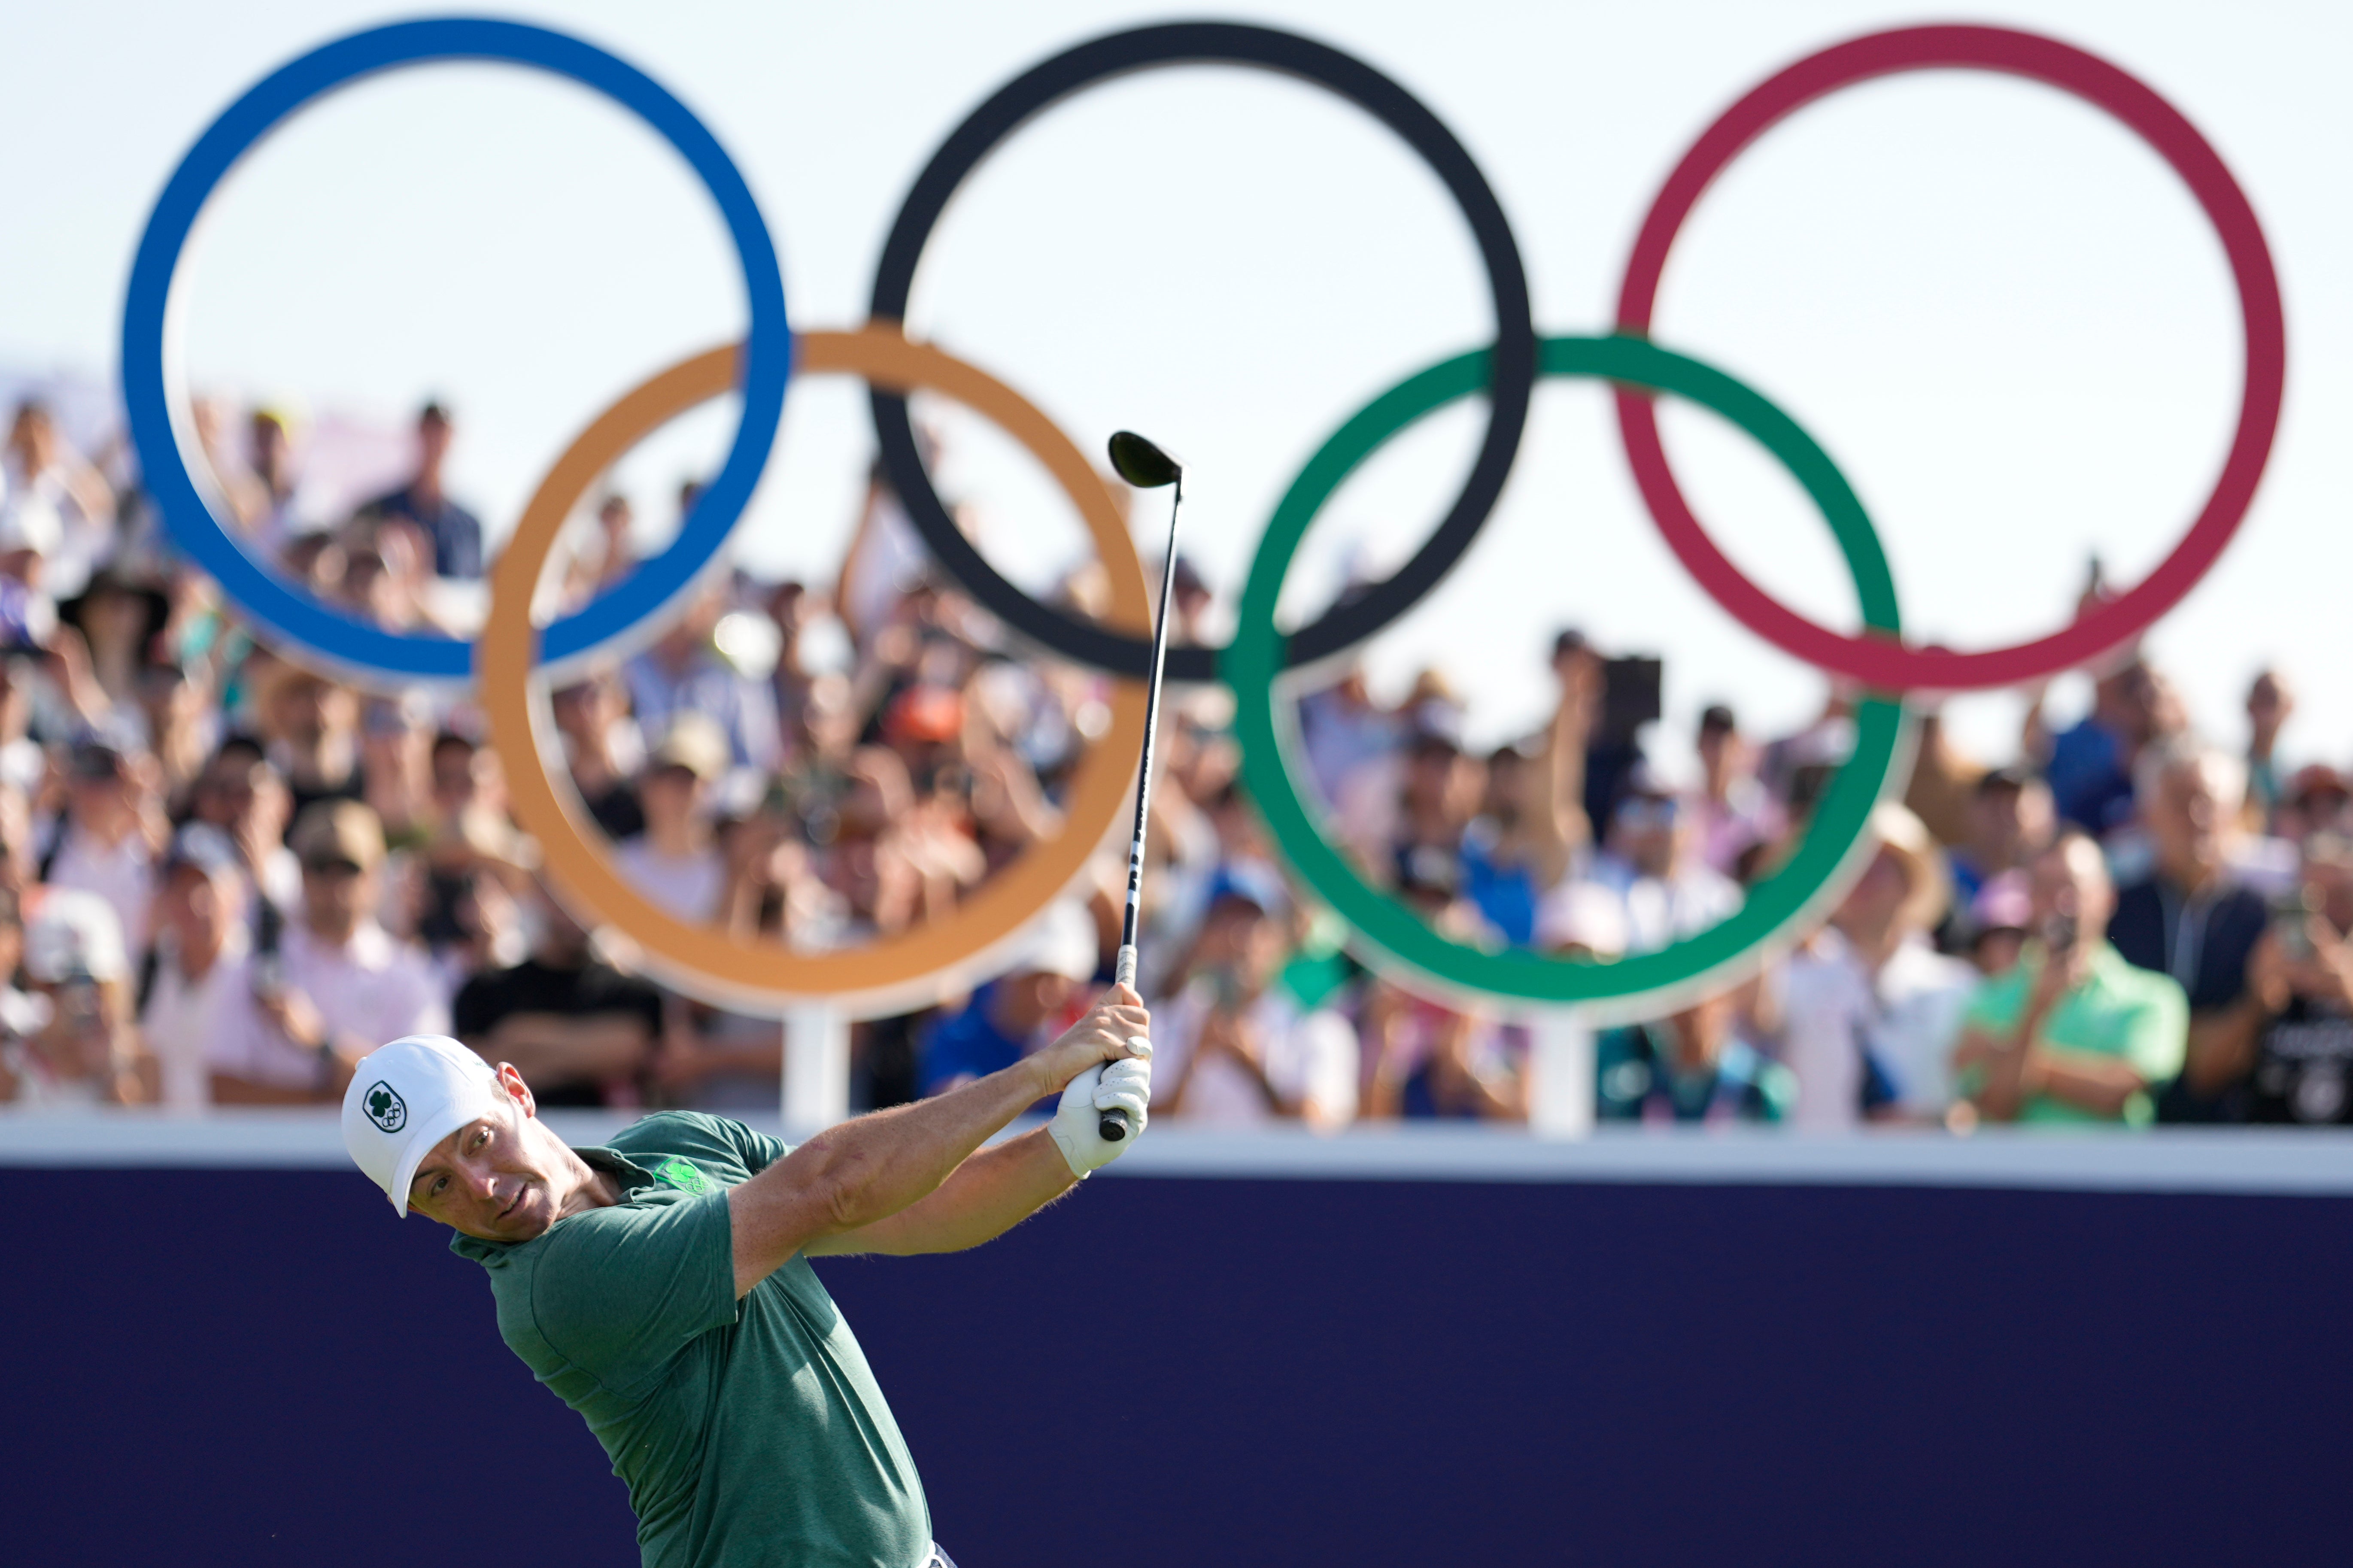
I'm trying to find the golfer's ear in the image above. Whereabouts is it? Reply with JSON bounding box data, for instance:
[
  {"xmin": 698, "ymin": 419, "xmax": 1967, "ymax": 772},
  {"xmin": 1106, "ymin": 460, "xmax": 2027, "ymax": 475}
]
[{"xmin": 495, "ymin": 1062, "xmax": 536, "ymax": 1117}]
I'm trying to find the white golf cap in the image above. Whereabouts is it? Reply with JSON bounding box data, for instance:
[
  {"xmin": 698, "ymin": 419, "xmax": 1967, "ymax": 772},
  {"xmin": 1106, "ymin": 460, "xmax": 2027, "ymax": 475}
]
[{"xmin": 341, "ymin": 1035, "xmax": 505, "ymax": 1216}]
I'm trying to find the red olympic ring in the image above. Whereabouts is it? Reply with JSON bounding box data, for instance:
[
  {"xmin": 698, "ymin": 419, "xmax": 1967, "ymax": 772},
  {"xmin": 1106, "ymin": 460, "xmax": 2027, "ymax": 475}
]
[{"xmin": 1614, "ymin": 24, "xmax": 2286, "ymax": 692}]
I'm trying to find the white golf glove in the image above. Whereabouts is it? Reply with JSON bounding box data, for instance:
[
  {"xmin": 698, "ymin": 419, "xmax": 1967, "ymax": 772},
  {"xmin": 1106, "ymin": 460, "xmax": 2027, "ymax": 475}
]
[{"xmin": 1049, "ymin": 1042, "xmax": 1151, "ymax": 1178}]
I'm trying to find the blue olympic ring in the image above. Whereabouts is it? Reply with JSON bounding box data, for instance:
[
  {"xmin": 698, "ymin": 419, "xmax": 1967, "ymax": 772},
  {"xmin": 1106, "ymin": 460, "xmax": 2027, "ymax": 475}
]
[{"xmin": 119, "ymin": 16, "xmax": 792, "ymax": 683}]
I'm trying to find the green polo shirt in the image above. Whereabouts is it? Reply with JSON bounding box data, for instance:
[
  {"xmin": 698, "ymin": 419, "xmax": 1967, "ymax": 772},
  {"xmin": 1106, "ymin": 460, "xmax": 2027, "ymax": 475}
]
[
  {"xmin": 1957, "ymin": 943, "xmax": 2189, "ymax": 1125},
  {"xmin": 450, "ymin": 1111, "xmax": 929, "ymax": 1568}
]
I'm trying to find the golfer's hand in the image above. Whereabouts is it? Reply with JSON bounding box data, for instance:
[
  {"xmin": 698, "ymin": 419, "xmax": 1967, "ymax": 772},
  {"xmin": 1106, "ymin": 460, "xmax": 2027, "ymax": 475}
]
[
  {"xmin": 1031, "ymin": 984, "xmax": 1151, "ymax": 1097},
  {"xmin": 1050, "ymin": 1051, "xmax": 1152, "ymax": 1178}
]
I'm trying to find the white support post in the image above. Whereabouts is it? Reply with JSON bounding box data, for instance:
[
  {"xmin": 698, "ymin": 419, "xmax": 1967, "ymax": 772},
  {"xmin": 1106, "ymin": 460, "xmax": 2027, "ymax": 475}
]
[
  {"xmin": 782, "ymin": 1004, "xmax": 850, "ymax": 1141},
  {"xmin": 1528, "ymin": 1009, "xmax": 1596, "ymax": 1138}
]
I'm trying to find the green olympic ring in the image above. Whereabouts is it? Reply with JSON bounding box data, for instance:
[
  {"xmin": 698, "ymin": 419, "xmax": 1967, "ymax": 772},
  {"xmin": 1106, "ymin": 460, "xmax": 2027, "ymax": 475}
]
[{"xmin": 1225, "ymin": 335, "xmax": 1911, "ymax": 1013}]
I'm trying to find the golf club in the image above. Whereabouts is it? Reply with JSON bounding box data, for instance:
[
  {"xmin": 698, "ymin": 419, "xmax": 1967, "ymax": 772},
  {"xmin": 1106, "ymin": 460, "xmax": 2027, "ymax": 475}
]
[{"xmin": 1098, "ymin": 430, "xmax": 1184, "ymax": 1140}]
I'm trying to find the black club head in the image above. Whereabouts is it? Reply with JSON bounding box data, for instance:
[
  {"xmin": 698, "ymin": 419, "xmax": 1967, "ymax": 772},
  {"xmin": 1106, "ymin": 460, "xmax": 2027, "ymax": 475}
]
[{"xmin": 1107, "ymin": 430, "xmax": 1181, "ymax": 489}]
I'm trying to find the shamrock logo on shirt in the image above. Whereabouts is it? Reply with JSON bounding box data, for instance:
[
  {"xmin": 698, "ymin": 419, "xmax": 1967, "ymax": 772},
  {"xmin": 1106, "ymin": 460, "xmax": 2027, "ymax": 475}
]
[
  {"xmin": 363, "ymin": 1082, "xmax": 407, "ymax": 1134},
  {"xmin": 656, "ymin": 1158, "xmax": 716, "ymax": 1195}
]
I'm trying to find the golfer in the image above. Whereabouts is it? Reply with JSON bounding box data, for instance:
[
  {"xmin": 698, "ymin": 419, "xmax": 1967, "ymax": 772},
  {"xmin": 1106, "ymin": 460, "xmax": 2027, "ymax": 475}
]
[{"xmin": 340, "ymin": 979, "xmax": 1152, "ymax": 1568}]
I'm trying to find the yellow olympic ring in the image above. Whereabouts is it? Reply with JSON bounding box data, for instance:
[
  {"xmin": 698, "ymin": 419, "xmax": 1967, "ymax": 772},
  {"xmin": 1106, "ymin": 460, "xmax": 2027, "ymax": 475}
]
[{"xmin": 480, "ymin": 325, "xmax": 1149, "ymax": 1013}]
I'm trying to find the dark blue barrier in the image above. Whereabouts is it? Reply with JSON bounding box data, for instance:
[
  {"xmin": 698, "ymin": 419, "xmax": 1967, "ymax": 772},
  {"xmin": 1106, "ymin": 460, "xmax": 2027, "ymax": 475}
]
[{"xmin": 4, "ymin": 1166, "xmax": 2349, "ymax": 1566}]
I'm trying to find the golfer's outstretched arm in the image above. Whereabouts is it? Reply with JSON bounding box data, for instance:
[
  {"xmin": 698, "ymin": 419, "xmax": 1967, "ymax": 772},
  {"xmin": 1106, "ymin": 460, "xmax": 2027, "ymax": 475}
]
[
  {"xmin": 802, "ymin": 1127, "xmax": 1068, "ymax": 1257},
  {"xmin": 728, "ymin": 987, "xmax": 1147, "ymax": 1296}
]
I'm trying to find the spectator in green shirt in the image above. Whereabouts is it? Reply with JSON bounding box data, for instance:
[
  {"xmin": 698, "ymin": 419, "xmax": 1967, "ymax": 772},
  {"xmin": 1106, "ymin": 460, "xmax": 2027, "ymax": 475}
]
[{"xmin": 1952, "ymin": 830, "xmax": 2189, "ymax": 1126}]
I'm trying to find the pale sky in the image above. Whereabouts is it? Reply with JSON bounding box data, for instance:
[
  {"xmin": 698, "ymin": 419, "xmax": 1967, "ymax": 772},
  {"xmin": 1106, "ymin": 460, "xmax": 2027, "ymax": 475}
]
[{"xmin": 3, "ymin": 0, "xmax": 2347, "ymax": 782}]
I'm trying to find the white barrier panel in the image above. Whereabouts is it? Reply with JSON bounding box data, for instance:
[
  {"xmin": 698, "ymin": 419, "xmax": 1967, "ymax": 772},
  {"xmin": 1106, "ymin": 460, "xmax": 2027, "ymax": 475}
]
[{"xmin": 7, "ymin": 1109, "xmax": 2353, "ymax": 1195}]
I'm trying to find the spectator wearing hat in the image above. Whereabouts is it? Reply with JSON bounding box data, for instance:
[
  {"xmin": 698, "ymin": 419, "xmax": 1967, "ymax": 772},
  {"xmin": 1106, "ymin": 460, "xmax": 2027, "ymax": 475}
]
[
  {"xmin": 452, "ymin": 876, "xmax": 663, "ymax": 1108},
  {"xmin": 359, "ymin": 401, "xmax": 483, "ymax": 580},
  {"xmin": 1575, "ymin": 764, "xmax": 1740, "ymax": 956},
  {"xmin": 2107, "ymin": 739, "xmax": 2272, "ymax": 1121},
  {"xmin": 1965, "ymin": 872, "xmax": 2035, "ymax": 977},
  {"xmin": 916, "ymin": 900, "xmax": 1102, "ymax": 1097},
  {"xmin": 2275, "ymin": 764, "xmax": 2352, "ymax": 845},
  {"xmin": 624, "ymin": 586, "xmax": 782, "ymax": 772},
  {"xmin": 277, "ymin": 800, "xmax": 446, "ymax": 1058},
  {"xmin": 882, "ymin": 688, "xmax": 989, "ymax": 915},
  {"xmin": 1952, "ymin": 831, "xmax": 2188, "ymax": 1126},
  {"xmin": 0, "ymin": 889, "xmax": 151, "ymax": 1106},
  {"xmin": 1151, "ymin": 887, "xmax": 1359, "ymax": 1129},
  {"xmin": 232, "ymin": 408, "xmax": 304, "ymax": 556},
  {"xmin": 615, "ymin": 713, "xmax": 731, "ymax": 924},
  {"xmin": 1946, "ymin": 765, "xmax": 2055, "ymax": 910},
  {"xmin": 41, "ymin": 738, "xmax": 165, "ymax": 952},
  {"xmin": 1597, "ymin": 985, "xmax": 1793, "ymax": 1125},
  {"xmin": 57, "ymin": 567, "xmax": 169, "ymax": 723},
  {"xmin": 1780, "ymin": 804, "xmax": 1976, "ymax": 1126}
]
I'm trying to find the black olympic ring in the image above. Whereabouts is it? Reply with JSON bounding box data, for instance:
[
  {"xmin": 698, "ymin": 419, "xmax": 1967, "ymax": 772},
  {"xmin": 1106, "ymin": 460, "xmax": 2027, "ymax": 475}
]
[{"xmin": 866, "ymin": 20, "xmax": 1538, "ymax": 684}]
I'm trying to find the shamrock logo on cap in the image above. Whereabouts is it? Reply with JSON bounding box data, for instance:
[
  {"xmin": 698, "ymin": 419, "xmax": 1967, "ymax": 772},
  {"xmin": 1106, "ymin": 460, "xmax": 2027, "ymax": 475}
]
[{"xmin": 364, "ymin": 1081, "xmax": 407, "ymax": 1134}]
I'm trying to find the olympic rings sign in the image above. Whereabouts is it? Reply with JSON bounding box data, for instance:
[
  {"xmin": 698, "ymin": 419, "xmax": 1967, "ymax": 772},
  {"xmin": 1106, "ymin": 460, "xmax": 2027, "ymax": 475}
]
[{"xmin": 122, "ymin": 17, "xmax": 2282, "ymax": 1017}]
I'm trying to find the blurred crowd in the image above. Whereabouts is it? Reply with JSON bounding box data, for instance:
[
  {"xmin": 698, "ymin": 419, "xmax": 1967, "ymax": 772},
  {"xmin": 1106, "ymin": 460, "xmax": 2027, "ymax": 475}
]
[{"xmin": 2, "ymin": 389, "xmax": 2350, "ymax": 1137}]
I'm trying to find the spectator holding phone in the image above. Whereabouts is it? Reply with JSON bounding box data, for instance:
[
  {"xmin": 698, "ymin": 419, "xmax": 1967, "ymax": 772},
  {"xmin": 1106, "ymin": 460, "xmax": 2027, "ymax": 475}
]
[
  {"xmin": 1952, "ymin": 831, "xmax": 2187, "ymax": 1126},
  {"xmin": 145, "ymin": 827, "xmax": 350, "ymax": 1106},
  {"xmin": 1152, "ymin": 887, "xmax": 1358, "ymax": 1129},
  {"xmin": 2238, "ymin": 834, "xmax": 2353, "ymax": 1123}
]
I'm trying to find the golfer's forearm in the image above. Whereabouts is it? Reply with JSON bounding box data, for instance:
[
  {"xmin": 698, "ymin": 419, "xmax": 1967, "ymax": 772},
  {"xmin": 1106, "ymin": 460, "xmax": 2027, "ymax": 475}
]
[
  {"xmin": 811, "ymin": 1131, "xmax": 1075, "ymax": 1256},
  {"xmin": 730, "ymin": 1057, "xmax": 1049, "ymax": 1287}
]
